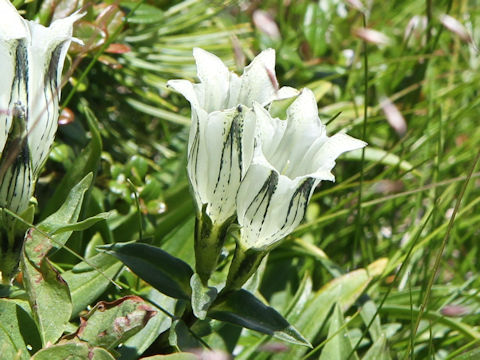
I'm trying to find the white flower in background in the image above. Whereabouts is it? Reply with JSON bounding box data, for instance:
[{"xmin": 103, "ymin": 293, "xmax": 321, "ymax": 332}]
[
  {"xmin": 0, "ymin": 0, "xmax": 82, "ymax": 215},
  {"xmin": 168, "ymin": 48, "xmax": 296, "ymax": 225},
  {"xmin": 237, "ymin": 88, "xmax": 366, "ymax": 251}
]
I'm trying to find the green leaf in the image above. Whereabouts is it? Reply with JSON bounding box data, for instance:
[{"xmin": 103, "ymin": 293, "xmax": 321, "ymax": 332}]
[
  {"xmin": 359, "ymin": 298, "xmax": 384, "ymax": 343},
  {"xmin": 68, "ymin": 296, "xmax": 156, "ymax": 349},
  {"xmin": 31, "ymin": 342, "xmax": 115, "ymax": 360},
  {"xmin": 303, "ymin": 3, "xmax": 328, "ymax": 57},
  {"xmin": 0, "ymin": 299, "xmax": 40, "ymax": 359},
  {"xmin": 37, "ymin": 173, "xmax": 94, "ymax": 252},
  {"xmin": 319, "ymin": 304, "xmax": 358, "ymax": 360},
  {"xmin": 98, "ymin": 242, "xmax": 193, "ymax": 300},
  {"xmin": 121, "ymin": 2, "xmax": 164, "ymax": 24},
  {"xmin": 50, "ymin": 212, "xmax": 113, "ymax": 235},
  {"xmin": 208, "ymin": 289, "xmax": 311, "ymax": 347},
  {"xmin": 454, "ymin": 347, "xmax": 480, "ymax": 360},
  {"xmin": 343, "ymin": 147, "xmax": 416, "ymax": 175},
  {"xmin": 190, "ymin": 273, "xmax": 218, "ymax": 320},
  {"xmin": 362, "ymin": 334, "xmax": 391, "ymax": 360},
  {"xmin": 168, "ymin": 319, "xmax": 202, "ymax": 350},
  {"xmin": 157, "ymin": 215, "xmax": 195, "ymax": 266},
  {"xmin": 21, "ymin": 234, "xmax": 72, "ymax": 346},
  {"xmin": 117, "ymin": 289, "xmax": 176, "ymax": 360},
  {"xmin": 62, "ymin": 252, "xmax": 123, "ymax": 317}
]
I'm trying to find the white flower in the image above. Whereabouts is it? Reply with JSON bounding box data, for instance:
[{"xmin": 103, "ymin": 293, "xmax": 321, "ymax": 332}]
[
  {"xmin": 0, "ymin": 0, "xmax": 82, "ymax": 215},
  {"xmin": 168, "ymin": 48, "xmax": 298, "ymax": 284},
  {"xmin": 168, "ymin": 48, "xmax": 296, "ymax": 224},
  {"xmin": 236, "ymin": 88, "xmax": 367, "ymax": 250}
]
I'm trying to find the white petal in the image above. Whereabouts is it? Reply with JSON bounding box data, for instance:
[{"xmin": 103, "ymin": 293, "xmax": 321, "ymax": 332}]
[
  {"xmin": 252, "ymin": 103, "xmax": 286, "ymax": 159},
  {"xmin": 189, "ymin": 106, "xmax": 255, "ymax": 223},
  {"xmin": 193, "ymin": 47, "xmax": 230, "ymax": 112},
  {"xmin": 0, "ymin": 0, "xmax": 27, "ymax": 40},
  {"xmin": 237, "ymin": 162, "xmax": 317, "ymax": 250},
  {"xmin": 26, "ymin": 13, "xmax": 82, "ymax": 176},
  {"xmin": 236, "ymin": 162, "xmax": 276, "ymax": 247},
  {"xmin": 277, "ymin": 86, "xmax": 299, "ymax": 99},
  {"xmin": 310, "ymin": 133, "xmax": 367, "ymax": 176},
  {"xmin": 0, "ymin": 0, "xmax": 27, "ymax": 157},
  {"xmin": 268, "ymin": 89, "xmax": 326, "ymax": 177},
  {"xmin": 237, "ymin": 48, "xmax": 278, "ymax": 107},
  {"xmin": 0, "ymin": 106, "xmax": 33, "ymax": 214},
  {"xmin": 167, "ymin": 79, "xmax": 201, "ymax": 109}
]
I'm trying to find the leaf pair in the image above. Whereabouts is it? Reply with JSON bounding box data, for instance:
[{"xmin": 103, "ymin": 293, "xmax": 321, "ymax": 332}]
[{"xmin": 100, "ymin": 242, "xmax": 311, "ymax": 347}]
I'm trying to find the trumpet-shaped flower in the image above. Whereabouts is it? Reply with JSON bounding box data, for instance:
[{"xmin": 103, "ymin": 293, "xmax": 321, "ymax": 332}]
[
  {"xmin": 225, "ymin": 89, "xmax": 366, "ymax": 290},
  {"xmin": 0, "ymin": 0, "xmax": 82, "ymax": 215},
  {"xmin": 168, "ymin": 48, "xmax": 295, "ymax": 224},
  {"xmin": 236, "ymin": 88, "xmax": 366, "ymax": 251}
]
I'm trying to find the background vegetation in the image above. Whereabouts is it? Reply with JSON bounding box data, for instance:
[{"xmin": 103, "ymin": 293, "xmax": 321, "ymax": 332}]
[{"xmin": 3, "ymin": 0, "xmax": 480, "ymax": 358}]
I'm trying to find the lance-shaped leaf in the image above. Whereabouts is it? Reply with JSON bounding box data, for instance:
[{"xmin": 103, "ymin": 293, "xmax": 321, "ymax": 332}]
[
  {"xmin": 0, "ymin": 0, "xmax": 83, "ymax": 215},
  {"xmin": 20, "ymin": 173, "xmax": 100, "ymax": 345},
  {"xmin": 99, "ymin": 242, "xmax": 194, "ymax": 300},
  {"xmin": 208, "ymin": 289, "xmax": 311, "ymax": 347},
  {"xmin": 62, "ymin": 252, "xmax": 123, "ymax": 318}
]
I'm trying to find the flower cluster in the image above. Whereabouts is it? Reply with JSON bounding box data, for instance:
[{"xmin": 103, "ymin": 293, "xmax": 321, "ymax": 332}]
[{"xmin": 168, "ymin": 48, "xmax": 366, "ymax": 289}]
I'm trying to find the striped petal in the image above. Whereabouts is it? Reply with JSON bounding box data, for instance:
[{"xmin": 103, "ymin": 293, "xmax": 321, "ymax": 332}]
[
  {"xmin": 26, "ymin": 12, "xmax": 84, "ymax": 177},
  {"xmin": 0, "ymin": 2, "xmax": 82, "ymax": 215},
  {"xmin": 236, "ymin": 153, "xmax": 318, "ymax": 250},
  {"xmin": 236, "ymin": 89, "xmax": 366, "ymax": 250},
  {"xmin": 188, "ymin": 106, "xmax": 256, "ymax": 223}
]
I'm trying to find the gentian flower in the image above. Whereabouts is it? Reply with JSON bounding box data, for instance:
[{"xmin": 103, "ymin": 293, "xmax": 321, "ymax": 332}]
[
  {"xmin": 0, "ymin": 0, "xmax": 82, "ymax": 281},
  {"xmin": 168, "ymin": 48, "xmax": 295, "ymax": 283},
  {"xmin": 225, "ymin": 88, "xmax": 366, "ymax": 290}
]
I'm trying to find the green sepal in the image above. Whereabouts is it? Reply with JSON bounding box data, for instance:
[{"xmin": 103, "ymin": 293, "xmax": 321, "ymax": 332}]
[
  {"xmin": 194, "ymin": 205, "xmax": 232, "ymax": 285},
  {"xmin": 225, "ymin": 245, "xmax": 267, "ymax": 292}
]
